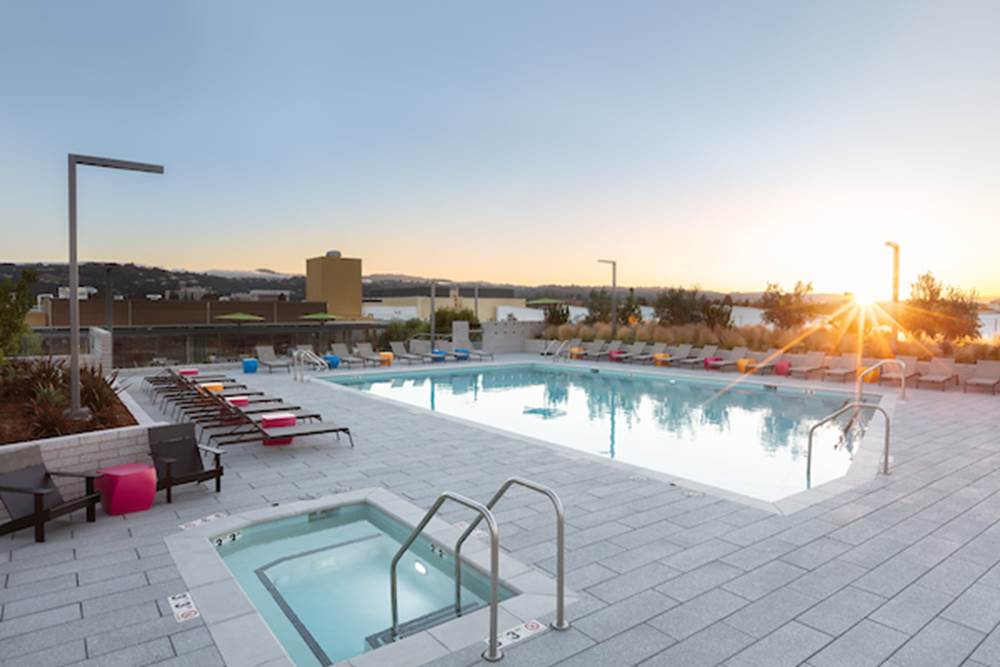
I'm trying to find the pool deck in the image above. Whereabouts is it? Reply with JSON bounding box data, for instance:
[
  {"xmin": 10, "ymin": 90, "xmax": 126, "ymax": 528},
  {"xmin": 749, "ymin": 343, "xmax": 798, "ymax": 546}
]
[{"xmin": 3, "ymin": 354, "xmax": 1000, "ymax": 666}]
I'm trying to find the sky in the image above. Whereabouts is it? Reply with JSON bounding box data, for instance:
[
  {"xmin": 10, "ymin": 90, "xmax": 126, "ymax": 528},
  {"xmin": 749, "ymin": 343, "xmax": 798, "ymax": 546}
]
[{"xmin": 1, "ymin": 1, "xmax": 999, "ymax": 298}]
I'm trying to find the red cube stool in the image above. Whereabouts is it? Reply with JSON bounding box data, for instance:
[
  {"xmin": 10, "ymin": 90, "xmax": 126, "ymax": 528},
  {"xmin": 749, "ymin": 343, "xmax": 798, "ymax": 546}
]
[
  {"xmin": 261, "ymin": 412, "xmax": 296, "ymax": 446},
  {"xmin": 608, "ymin": 349, "xmax": 627, "ymax": 362},
  {"xmin": 774, "ymin": 360, "xmax": 791, "ymax": 376},
  {"xmin": 95, "ymin": 463, "xmax": 157, "ymax": 516},
  {"xmin": 703, "ymin": 356, "xmax": 723, "ymax": 369},
  {"xmin": 178, "ymin": 368, "xmax": 199, "ymax": 376},
  {"xmin": 226, "ymin": 396, "xmax": 249, "ymax": 407}
]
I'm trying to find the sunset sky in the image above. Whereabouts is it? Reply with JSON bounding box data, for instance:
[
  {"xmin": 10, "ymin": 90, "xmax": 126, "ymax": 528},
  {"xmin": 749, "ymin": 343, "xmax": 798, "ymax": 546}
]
[{"xmin": 2, "ymin": 1, "xmax": 998, "ymax": 298}]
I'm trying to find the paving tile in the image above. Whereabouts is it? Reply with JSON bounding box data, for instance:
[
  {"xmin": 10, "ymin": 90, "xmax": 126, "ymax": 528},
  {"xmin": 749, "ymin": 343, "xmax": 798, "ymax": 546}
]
[
  {"xmin": 725, "ymin": 587, "xmax": 817, "ymax": 638},
  {"xmin": 869, "ymin": 584, "xmax": 954, "ymax": 635},
  {"xmin": 0, "ymin": 602, "xmax": 81, "ymax": 639},
  {"xmin": 642, "ymin": 621, "xmax": 755, "ymax": 667},
  {"xmin": 586, "ymin": 562, "xmax": 680, "ymax": 604},
  {"xmin": 496, "ymin": 627, "xmax": 595, "ymax": 667},
  {"xmin": 3, "ymin": 639, "xmax": 87, "ymax": 667},
  {"xmin": 554, "ymin": 622, "xmax": 674, "ymax": 666},
  {"xmin": 654, "ymin": 560, "xmax": 743, "ymax": 602},
  {"xmin": 940, "ymin": 583, "xmax": 1000, "ymax": 633},
  {"xmin": 798, "ymin": 586, "xmax": 886, "ymax": 636},
  {"xmin": 888, "ymin": 617, "xmax": 983, "ymax": 666},
  {"xmin": 722, "ymin": 560, "xmax": 807, "ymax": 601},
  {"xmin": 648, "ymin": 588, "xmax": 748, "ymax": 640},
  {"xmin": 726, "ymin": 621, "xmax": 832, "ymax": 667},
  {"xmin": 809, "ymin": 619, "xmax": 909, "ymax": 667},
  {"xmin": 572, "ymin": 589, "xmax": 678, "ymax": 642}
]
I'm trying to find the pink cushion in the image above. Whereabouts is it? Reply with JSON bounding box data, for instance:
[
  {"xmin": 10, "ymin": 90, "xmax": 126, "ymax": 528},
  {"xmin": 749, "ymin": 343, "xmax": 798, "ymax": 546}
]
[
  {"xmin": 703, "ymin": 356, "xmax": 723, "ymax": 369},
  {"xmin": 261, "ymin": 412, "xmax": 297, "ymax": 429},
  {"xmin": 95, "ymin": 463, "xmax": 157, "ymax": 516},
  {"xmin": 178, "ymin": 368, "xmax": 199, "ymax": 376},
  {"xmin": 775, "ymin": 360, "xmax": 792, "ymax": 376},
  {"xmin": 226, "ymin": 396, "xmax": 249, "ymax": 407}
]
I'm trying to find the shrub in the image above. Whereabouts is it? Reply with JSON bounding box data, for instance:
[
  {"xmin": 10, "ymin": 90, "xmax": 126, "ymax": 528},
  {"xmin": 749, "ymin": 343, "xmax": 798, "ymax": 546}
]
[
  {"xmin": 557, "ymin": 324, "xmax": 575, "ymax": 340},
  {"xmin": 29, "ymin": 383, "xmax": 71, "ymax": 438}
]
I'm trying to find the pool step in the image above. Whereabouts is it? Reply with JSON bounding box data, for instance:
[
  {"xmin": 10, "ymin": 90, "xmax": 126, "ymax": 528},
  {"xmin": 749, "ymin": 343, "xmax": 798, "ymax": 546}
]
[{"xmin": 366, "ymin": 602, "xmax": 484, "ymax": 649}]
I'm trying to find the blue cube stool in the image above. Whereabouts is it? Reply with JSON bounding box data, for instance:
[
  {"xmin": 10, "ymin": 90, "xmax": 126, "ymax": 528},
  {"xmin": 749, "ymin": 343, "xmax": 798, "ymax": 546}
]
[
  {"xmin": 323, "ymin": 354, "xmax": 341, "ymax": 369},
  {"xmin": 453, "ymin": 348, "xmax": 470, "ymax": 360},
  {"xmin": 430, "ymin": 349, "xmax": 447, "ymax": 362},
  {"xmin": 242, "ymin": 358, "xmax": 259, "ymax": 374}
]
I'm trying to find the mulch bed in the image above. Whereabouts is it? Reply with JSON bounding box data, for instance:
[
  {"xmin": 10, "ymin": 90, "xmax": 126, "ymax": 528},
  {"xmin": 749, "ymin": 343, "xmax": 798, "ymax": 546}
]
[{"xmin": 0, "ymin": 394, "xmax": 137, "ymax": 445}]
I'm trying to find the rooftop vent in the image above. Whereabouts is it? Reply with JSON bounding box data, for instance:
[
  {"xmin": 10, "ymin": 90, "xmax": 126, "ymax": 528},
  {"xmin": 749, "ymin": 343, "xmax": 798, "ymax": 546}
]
[{"xmin": 326, "ymin": 250, "xmax": 342, "ymax": 258}]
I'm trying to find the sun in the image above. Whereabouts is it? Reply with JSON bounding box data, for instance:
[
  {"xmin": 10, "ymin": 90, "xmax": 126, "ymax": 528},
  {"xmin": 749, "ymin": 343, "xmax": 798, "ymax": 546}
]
[{"xmin": 851, "ymin": 286, "xmax": 882, "ymax": 306}]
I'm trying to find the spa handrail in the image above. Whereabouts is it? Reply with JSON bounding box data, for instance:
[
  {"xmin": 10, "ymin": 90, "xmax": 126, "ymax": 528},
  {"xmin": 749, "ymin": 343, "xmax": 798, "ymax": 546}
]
[
  {"xmin": 454, "ymin": 477, "xmax": 570, "ymax": 631},
  {"xmin": 389, "ymin": 492, "xmax": 503, "ymax": 662},
  {"xmin": 807, "ymin": 402, "xmax": 891, "ymax": 488}
]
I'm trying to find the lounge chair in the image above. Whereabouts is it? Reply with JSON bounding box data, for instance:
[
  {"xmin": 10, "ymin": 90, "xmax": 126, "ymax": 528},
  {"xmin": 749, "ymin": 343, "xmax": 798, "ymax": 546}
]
[
  {"xmin": 354, "ymin": 342, "xmax": 386, "ymax": 366},
  {"xmin": 615, "ymin": 342, "xmax": 648, "ymax": 362},
  {"xmin": 390, "ymin": 341, "xmax": 423, "ymax": 364},
  {"xmin": 255, "ymin": 346, "xmax": 292, "ymax": 373},
  {"xmin": 587, "ymin": 340, "xmax": 623, "ymax": 360},
  {"xmin": 0, "ymin": 445, "xmax": 100, "ymax": 543},
  {"xmin": 664, "ymin": 344, "xmax": 694, "ymax": 364},
  {"xmin": 822, "ymin": 355, "xmax": 858, "ymax": 382},
  {"xmin": 210, "ymin": 413, "xmax": 354, "ymax": 447},
  {"xmin": 964, "ymin": 360, "xmax": 1000, "ymax": 394},
  {"xmin": 630, "ymin": 342, "xmax": 668, "ymax": 364},
  {"xmin": 788, "ymin": 351, "xmax": 827, "ymax": 379},
  {"xmin": 705, "ymin": 347, "xmax": 749, "ymax": 371},
  {"xmin": 745, "ymin": 349, "xmax": 782, "ymax": 375},
  {"xmin": 880, "ymin": 356, "xmax": 920, "ymax": 386},
  {"xmin": 330, "ymin": 344, "xmax": 365, "ymax": 368},
  {"xmin": 556, "ymin": 339, "xmax": 583, "ymax": 358},
  {"xmin": 675, "ymin": 345, "xmax": 719, "ymax": 367},
  {"xmin": 917, "ymin": 358, "xmax": 958, "ymax": 391},
  {"xmin": 464, "ymin": 345, "xmax": 494, "ymax": 361},
  {"xmin": 148, "ymin": 423, "xmax": 225, "ymax": 503},
  {"xmin": 576, "ymin": 341, "xmax": 606, "ymax": 359}
]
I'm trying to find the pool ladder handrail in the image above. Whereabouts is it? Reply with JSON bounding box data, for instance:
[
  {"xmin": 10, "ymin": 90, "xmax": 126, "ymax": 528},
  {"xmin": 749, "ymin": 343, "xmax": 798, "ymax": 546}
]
[
  {"xmin": 454, "ymin": 477, "xmax": 570, "ymax": 631},
  {"xmin": 389, "ymin": 492, "xmax": 503, "ymax": 662},
  {"xmin": 807, "ymin": 402, "xmax": 891, "ymax": 488},
  {"xmin": 551, "ymin": 340, "xmax": 569, "ymax": 362},
  {"xmin": 855, "ymin": 359, "xmax": 908, "ymax": 400}
]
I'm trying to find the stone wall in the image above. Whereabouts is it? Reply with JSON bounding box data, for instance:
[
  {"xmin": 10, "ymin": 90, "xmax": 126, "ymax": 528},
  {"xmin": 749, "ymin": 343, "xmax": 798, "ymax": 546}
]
[{"xmin": 481, "ymin": 320, "xmax": 545, "ymax": 353}]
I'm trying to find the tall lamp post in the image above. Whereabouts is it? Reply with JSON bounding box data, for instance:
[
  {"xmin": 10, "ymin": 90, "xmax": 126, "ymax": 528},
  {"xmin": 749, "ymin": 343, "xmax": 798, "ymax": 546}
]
[
  {"xmin": 68, "ymin": 154, "xmax": 163, "ymax": 418},
  {"xmin": 597, "ymin": 259, "xmax": 617, "ymax": 338},
  {"xmin": 885, "ymin": 241, "xmax": 900, "ymax": 351}
]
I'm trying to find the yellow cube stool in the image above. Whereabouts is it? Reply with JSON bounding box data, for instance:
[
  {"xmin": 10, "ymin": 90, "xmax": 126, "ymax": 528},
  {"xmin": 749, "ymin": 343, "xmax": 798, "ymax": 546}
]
[
  {"xmin": 861, "ymin": 367, "xmax": 881, "ymax": 383},
  {"xmin": 569, "ymin": 346, "xmax": 585, "ymax": 360},
  {"xmin": 379, "ymin": 351, "xmax": 394, "ymax": 366},
  {"xmin": 736, "ymin": 358, "xmax": 755, "ymax": 374},
  {"xmin": 653, "ymin": 352, "xmax": 672, "ymax": 367},
  {"xmin": 199, "ymin": 382, "xmax": 224, "ymax": 393}
]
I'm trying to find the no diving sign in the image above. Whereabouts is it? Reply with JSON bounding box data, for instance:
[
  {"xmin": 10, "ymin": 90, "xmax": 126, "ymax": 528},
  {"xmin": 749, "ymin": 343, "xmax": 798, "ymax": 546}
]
[
  {"xmin": 488, "ymin": 619, "xmax": 546, "ymax": 650},
  {"xmin": 168, "ymin": 592, "xmax": 201, "ymax": 623}
]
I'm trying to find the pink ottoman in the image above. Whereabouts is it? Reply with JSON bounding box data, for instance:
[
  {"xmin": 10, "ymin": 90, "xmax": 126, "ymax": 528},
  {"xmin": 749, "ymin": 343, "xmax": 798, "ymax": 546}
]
[
  {"xmin": 703, "ymin": 356, "xmax": 723, "ymax": 369},
  {"xmin": 608, "ymin": 349, "xmax": 627, "ymax": 362},
  {"xmin": 178, "ymin": 368, "xmax": 199, "ymax": 376},
  {"xmin": 774, "ymin": 360, "xmax": 791, "ymax": 376},
  {"xmin": 261, "ymin": 412, "xmax": 296, "ymax": 446},
  {"xmin": 95, "ymin": 463, "xmax": 157, "ymax": 516},
  {"xmin": 226, "ymin": 396, "xmax": 249, "ymax": 407}
]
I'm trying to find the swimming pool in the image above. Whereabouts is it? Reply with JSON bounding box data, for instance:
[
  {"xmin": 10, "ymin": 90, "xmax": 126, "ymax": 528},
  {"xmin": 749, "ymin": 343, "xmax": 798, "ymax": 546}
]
[
  {"xmin": 329, "ymin": 364, "xmax": 877, "ymax": 502},
  {"xmin": 217, "ymin": 503, "xmax": 513, "ymax": 666}
]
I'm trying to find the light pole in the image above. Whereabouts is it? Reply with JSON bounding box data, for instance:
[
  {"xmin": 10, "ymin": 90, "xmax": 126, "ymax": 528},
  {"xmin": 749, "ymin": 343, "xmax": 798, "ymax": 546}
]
[
  {"xmin": 68, "ymin": 154, "xmax": 163, "ymax": 418},
  {"xmin": 885, "ymin": 241, "xmax": 900, "ymax": 351},
  {"xmin": 598, "ymin": 259, "xmax": 617, "ymax": 338}
]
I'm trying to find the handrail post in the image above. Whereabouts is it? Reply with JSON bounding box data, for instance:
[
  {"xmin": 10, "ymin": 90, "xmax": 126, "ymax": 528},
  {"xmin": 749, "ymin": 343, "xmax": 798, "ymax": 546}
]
[
  {"xmin": 390, "ymin": 492, "xmax": 503, "ymax": 662},
  {"xmin": 807, "ymin": 402, "xmax": 891, "ymax": 488},
  {"xmin": 455, "ymin": 477, "xmax": 570, "ymax": 631},
  {"xmin": 858, "ymin": 359, "xmax": 907, "ymax": 400}
]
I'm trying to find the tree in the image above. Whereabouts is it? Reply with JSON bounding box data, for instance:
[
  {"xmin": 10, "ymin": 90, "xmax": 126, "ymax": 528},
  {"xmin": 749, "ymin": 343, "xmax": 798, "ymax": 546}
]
[
  {"xmin": 434, "ymin": 307, "xmax": 479, "ymax": 333},
  {"xmin": 653, "ymin": 287, "xmax": 732, "ymax": 327},
  {"xmin": 761, "ymin": 281, "xmax": 814, "ymax": 329},
  {"xmin": 616, "ymin": 288, "xmax": 642, "ymax": 325},
  {"xmin": 903, "ymin": 272, "xmax": 980, "ymax": 340},
  {"xmin": 585, "ymin": 288, "xmax": 611, "ymax": 323},
  {"xmin": 703, "ymin": 294, "xmax": 733, "ymax": 328},
  {"xmin": 544, "ymin": 303, "xmax": 570, "ymax": 326},
  {"xmin": 0, "ymin": 269, "xmax": 36, "ymax": 361}
]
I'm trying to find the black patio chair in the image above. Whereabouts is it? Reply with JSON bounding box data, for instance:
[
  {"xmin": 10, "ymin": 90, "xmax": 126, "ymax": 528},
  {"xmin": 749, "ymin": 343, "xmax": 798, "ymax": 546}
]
[
  {"xmin": 0, "ymin": 446, "xmax": 100, "ymax": 543},
  {"xmin": 148, "ymin": 423, "xmax": 225, "ymax": 503}
]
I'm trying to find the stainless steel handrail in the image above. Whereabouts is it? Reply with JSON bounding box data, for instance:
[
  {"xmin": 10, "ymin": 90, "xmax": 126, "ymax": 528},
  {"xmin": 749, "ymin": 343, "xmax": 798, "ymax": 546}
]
[
  {"xmin": 389, "ymin": 492, "xmax": 503, "ymax": 662},
  {"xmin": 551, "ymin": 340, "xmax": 569, "ymax": 362},
  {"xmin": 856, "ymin": 359, "xmax": 908, "ymax": 400},
  {"xmin": 454, "ymin": 477, "xmax": 570, "ymax": 631},
  {"xmin": 807, "ymin": 402, "xmax": 891, "ymax": 487}
]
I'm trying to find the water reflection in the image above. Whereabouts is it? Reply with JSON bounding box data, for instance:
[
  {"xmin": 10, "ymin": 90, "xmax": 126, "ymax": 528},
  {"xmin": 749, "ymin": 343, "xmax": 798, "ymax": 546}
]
[{"xmin": 343, "ymin": 367, "xmax": 869, "ymax": 501}]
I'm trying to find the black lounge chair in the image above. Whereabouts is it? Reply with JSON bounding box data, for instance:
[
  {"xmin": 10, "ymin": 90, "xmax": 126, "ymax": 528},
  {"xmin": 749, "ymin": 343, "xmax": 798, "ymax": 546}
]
[
  {"xmin": 0, "ymin": 446, "xmax": 100, "ymax": 543},
  {"xmin": 210, "ymin": 414, "xmax": 354, "ymax": 448},
  {"xmin": 148, "ymin": 423, "xmax": 225, "ymax": 503}
]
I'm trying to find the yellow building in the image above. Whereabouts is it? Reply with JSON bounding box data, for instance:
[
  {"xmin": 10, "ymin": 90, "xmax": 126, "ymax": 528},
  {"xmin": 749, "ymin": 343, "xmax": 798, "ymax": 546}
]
[{"xmin": 305, "ymin": 252, "xmax": 363, "ymax": 318}]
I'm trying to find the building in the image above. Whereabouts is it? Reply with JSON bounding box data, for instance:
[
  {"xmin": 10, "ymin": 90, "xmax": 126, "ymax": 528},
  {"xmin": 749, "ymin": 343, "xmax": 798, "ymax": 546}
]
[
  {"xmin": 305, "ymin": 251, "xmax": 363, "ymax": 318},
  {"xmin": 364, "ymin": 285, "xmax": 525, "ymax": 322}
]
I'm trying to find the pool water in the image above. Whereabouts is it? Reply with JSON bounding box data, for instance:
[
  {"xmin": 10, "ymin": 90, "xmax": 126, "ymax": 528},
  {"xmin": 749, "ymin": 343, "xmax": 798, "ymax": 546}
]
[
  {"xmin": 331, "ymin": 365, "xmax": 876, "ymax": 502},
  {"xmin": 217, "ymin": 504, "xmax": 511, "ymax": 666}
]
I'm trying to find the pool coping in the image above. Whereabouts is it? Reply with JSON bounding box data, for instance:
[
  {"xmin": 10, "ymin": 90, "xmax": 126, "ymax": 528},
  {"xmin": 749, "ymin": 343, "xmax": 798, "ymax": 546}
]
[
  {"xmin": 165, "ymin": 487, "xmax": 577, "ymax": 667},
  {"xmin": 312, "ymin": 358, "xmax": 899, "ymax": 515}
]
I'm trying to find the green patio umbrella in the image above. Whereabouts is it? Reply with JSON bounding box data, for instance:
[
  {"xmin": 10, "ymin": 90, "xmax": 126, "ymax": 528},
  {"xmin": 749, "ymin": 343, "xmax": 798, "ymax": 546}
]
[
  {"xmin": 526, "ymin": 298, "xmax": 564, "ymax": 306},
  {"xmin": 214, "ymin": 312, "xmax": 265, "ymax": 357}
]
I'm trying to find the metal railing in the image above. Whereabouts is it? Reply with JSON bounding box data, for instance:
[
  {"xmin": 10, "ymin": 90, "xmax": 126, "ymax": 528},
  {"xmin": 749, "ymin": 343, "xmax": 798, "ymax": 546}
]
[
  {"xmin": 390, "ymin": 492, "xmax": 503, "ymax": 662},
  {"xmin": 540, "ymin": 339, "xmax": 560, "ymax": 356},
  {"xmin": 856, "ymin": 359, "xmax": 908, "ymax": 400},
  {"xmin": 291, "ymin": 348, "xmax": 327, "ymax": 381},
  {"xmin": 454, "ymin": 477, "xmax": 570, "ymax": 631},
  {"xmin": 551, "ymin": 340, "xmax": 569, "ymax": 362},
  {"xmin": 807, "ymin": 402, "xmax": 891, "ymax": 487}
]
